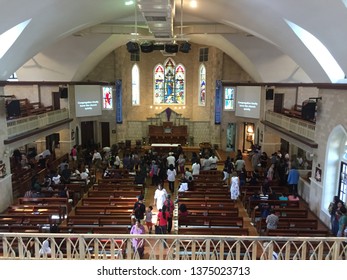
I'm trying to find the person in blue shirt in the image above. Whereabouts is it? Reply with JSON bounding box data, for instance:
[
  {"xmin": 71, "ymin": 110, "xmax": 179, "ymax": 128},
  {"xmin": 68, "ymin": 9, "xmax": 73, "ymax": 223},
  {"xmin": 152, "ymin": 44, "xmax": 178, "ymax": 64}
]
[{"xmin": 287, "ymin": 165, "xmax": 300, "ymax": 194}]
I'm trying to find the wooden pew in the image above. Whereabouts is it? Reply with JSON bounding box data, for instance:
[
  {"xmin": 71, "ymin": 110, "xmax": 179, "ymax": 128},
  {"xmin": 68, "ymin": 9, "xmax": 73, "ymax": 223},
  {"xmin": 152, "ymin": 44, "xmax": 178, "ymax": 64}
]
[
  {"xmin": 0, "ymin": 224, "xmax": 43, "ymax": 233},
  {"xmin": 98, "ymin": 178, "xmax": 135, "ymax": 184},
  {"xmin": 179, "ymin": 216, "xmax": 243, "ymax": 228},
  {"xmin": 17, "ymin": 197, "xmax": 69, "ymax": 206},
  {"xmin": 267, "ymin": 228, "xmax": 330, "ymax": 237},
  {"xmin": 81, "ymin": 197, "xmax": 137, "ymax": 206},
  {"xmin": 247, "ymin": 199, "xmax": 300, "ymax": 214},
  {"xmin": 178, "ymin": 227, "xmax": 249, "ymax": 236},
  {"xmin": 87, "ymin": 190, "xmax": 141, "ymax": 198},
  {"xmin": 256, "ymin": 218, "xmax": 319, "ymax": 233},
  {"xmin": 252, "ymin": 208, "xmax": 308, "ymax": 222},
  {"xmin": 74, "ymin": 205, "xmax": 133, "ymax": 215},
  {"xmin": 188, "ymin": 208, "xmax": 239, "ymax": 217},
  {"xmin": 6, "ymin": 204, "xmax": 67, "ymax": 219},
  {"xmin": 178, "ymin": 201, "xmax": 236, "ymax": 210},
  {"xmin": 59, "ymin": 225, "xmax": 130, "ymax": 234},
  {"xmin": 66, "ymin": 215, "xmax": 132, "ymax": 226}
]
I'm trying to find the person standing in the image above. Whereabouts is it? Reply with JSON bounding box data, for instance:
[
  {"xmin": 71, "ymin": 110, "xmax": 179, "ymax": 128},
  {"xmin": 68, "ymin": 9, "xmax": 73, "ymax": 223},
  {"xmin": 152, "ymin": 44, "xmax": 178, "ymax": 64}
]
[
  {"xmin": 167, "ymin": 164, "xmax": 176, "ymax": 193},
  {"xmin": 209, "ymin": 154, "xmax": 218, "ymax": 170},
  {"xmin": 230, "ymin": 171, "xmax": 240, "ymax": 201},
  {"xmin": 329, "ymin": 195, "xmax": 343, "ymax": 235},
  {"xmin": 176, "ymin": 153, "xmax": 186, "ymax": 176},
  {"xmin": 132, "ymin": 194, "xmax": 146, "ymax": 225},
  {"xmin": 164, "ymin": 194, "xmax": 174, "ymax": 233},
  {"xmin": 145, "ymin": 206, "xmax": 153, "ymax": 234},
  {"xmin": 130, "ymin": 219, "xmax": 146, "ymax": 259},
  {"xmin": 287, "ymin": 165, "xmax": 300, "ymax": 194},
  {"xmin": 192, "ymin": 159, "xmax": 200, "ymax": 176},
  {"xmin": 156, "ymin": 205, "xmax": 168, "ymax": 236},
  {"xmin": 154, "ymin": 184, "xmax": 168, "ymax": 211}
]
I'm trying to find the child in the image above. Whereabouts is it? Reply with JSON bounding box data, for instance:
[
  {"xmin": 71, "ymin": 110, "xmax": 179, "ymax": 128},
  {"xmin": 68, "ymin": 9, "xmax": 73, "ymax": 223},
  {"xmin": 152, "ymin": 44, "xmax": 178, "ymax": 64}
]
[{"xmin": 145, "ymin": 206, "xmax": 153, "ymax": 234}]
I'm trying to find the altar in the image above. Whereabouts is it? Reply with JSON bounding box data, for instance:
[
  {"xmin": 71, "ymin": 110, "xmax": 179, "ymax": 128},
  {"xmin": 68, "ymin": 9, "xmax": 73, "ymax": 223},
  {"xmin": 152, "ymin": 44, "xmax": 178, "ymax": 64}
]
[
  {"xmin": 149, "ymin": 123, "xmax": 187, "ymax": 145},
  {"xmin": 147, "ymin": 108, "xmax": 189, "ymax": 145}
]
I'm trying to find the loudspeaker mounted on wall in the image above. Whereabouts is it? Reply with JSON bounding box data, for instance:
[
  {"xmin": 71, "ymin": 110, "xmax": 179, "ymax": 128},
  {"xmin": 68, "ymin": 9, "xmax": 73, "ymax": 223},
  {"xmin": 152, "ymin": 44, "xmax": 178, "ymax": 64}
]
[
  {"xmin": 266, "ymin": 88, "xmax": 274, "ymax": 100},
  {"xmin": 59, "ymin": 87, "xmax": 68, "ymax": 98}
]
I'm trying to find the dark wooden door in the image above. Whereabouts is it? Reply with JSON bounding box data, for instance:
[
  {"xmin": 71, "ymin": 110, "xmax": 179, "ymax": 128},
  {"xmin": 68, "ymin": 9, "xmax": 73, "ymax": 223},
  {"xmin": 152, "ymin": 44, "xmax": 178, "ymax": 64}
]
[
  {"xmin": 274, "ymin": 93, "xmax": 284, "ymax": 113},
  {"xmin": 101, "ymin": 122, "xmax": 110, "ymax": 148},
  {"xmin": 81, "ymin": 121, "xmax": 94, "ymax": 149},
  {"xmin": 52, "ymin": 91, "xmax": 60, "ymax": 110}
]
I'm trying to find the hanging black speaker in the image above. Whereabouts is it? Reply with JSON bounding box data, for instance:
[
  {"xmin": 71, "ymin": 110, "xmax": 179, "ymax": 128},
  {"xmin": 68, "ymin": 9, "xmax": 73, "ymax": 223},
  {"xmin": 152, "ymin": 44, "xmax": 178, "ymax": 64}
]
[
  {"xmin": 126, "ymin": 41, "xmax": 139, "ymax": 53},
  {"xmin": 179, "ymin": 42, "xmax": 191, "ymax": 53},
  {"xmin": 140, "ymin": 42, "xmax": 154, "ymax": 53},
  {"xmin": 165, "ymin": 43, "xmax": 178, "ymax": 53},
  {"xmin": 59, "ymin": 87, "xmax": 68, "ymax": 98},
  {"xmin": 266, "ymin": 89, "xmax": 274, "ymax": 100},
  {"xmin": 6, "ymin": 100, "xmax": 21, "ymax": 118}
]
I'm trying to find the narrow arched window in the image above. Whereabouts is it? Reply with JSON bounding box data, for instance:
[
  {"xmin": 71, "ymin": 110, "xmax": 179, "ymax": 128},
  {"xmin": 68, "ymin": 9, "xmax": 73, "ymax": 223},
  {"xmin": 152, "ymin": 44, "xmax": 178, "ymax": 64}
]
[
  {"xmin": 132, "ymin": 64, "xmax": 140, "ymax": 105},
  {"xmin": 199, "ymin": 64, "xmax": 206, "ymax": 106}
]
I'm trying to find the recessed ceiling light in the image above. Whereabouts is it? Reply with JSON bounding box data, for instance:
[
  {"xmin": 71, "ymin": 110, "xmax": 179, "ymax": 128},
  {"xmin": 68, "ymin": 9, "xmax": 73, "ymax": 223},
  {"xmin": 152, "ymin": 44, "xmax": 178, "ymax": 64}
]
[
  {"xmin": 190, "ymin": 0, "xmax": 197, "ymax": 8},
  {"xmin": 125, "ymin": 1, "xmax": 134, "ymax": 6}
]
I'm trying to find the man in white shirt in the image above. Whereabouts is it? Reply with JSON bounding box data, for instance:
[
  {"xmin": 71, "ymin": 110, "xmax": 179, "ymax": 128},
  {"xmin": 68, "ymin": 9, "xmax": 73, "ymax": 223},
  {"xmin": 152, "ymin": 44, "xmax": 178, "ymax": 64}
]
[{"xmin": 166, "ymin": 152, "xmax": 176, "ymax": 168}]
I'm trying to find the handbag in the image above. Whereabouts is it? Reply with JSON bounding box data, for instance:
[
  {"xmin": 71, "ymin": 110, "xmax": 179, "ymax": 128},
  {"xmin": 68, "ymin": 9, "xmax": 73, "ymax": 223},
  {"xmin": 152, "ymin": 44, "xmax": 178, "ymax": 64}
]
[{"xmin": 149, "ymin": 169, "xmax": 154, "ymax": 177}]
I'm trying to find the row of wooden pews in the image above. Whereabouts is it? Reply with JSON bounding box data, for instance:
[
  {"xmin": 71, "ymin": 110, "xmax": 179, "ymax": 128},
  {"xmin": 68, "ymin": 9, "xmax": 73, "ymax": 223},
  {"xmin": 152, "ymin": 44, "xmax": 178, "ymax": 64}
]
[
  {"xmin": 178, "ymin": 171, "xmax": 249, "ymax": 238},
  {"xmin": 58, "ymin": 177, "xmax": 143, "ymax": 235},
  {"xmin": 0, "ymin": 197, "xmax": 70, "ymax": 233},
  {"xmin": 241, "ymin": 183, "xmax": 331, "ymax": 237}
]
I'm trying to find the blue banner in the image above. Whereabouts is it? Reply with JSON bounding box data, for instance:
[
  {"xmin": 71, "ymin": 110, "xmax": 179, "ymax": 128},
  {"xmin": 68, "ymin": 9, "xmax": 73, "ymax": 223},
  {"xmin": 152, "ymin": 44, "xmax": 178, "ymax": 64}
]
[
  {"xmin": 115, "ymin": 79, "xmax": 122, "ymax": 124},
  {"xmin": 215, "ymin": 80, "xmax": 222, "ymax": 124}
]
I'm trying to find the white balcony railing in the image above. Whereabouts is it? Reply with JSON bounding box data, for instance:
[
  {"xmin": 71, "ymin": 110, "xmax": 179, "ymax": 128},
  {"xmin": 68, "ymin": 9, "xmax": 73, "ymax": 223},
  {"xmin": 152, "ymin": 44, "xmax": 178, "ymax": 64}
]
[
  {"xmin": 265, "ymin": 111, "xmax": 316, "ymax": 141},
  {"xmin": 6, "ymin": 109, "xmax": 69, "ymax": 138},
  {"xmin": 0, "ymin": 233, "xmax": 346, "ymax": 260}
]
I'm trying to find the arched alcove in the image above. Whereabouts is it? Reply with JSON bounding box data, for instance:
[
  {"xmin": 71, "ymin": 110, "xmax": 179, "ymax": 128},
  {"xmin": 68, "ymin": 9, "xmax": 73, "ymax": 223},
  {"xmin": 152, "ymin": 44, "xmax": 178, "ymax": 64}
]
[{"xmin": 322, "ymin": 125, "xmax": 347, "ymax": 213}]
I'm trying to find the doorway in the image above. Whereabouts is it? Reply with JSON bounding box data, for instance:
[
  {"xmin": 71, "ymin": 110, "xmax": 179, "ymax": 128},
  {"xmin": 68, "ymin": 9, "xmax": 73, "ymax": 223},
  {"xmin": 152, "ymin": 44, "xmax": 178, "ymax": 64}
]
[
  {"xmin": 226, "ymin": 123, "xmax": 236, "ymax": 152},
  {"xmin": 81, "ymin": 121, "xmax": 95, "ymax": 149},
  {"xmin": 101, "ymin": 122, "xmax": 110, "ymax": 148},
  {"xmin": 274, "ymin": 93, "xmax": 284, "ymax": 113},
  {"xmin": 243, "ymin": 122, "xmax": 255, "ymax": 152},
  {"xmin": 52, "ymin": 91, "xmax": 60, "ymax": 110}
]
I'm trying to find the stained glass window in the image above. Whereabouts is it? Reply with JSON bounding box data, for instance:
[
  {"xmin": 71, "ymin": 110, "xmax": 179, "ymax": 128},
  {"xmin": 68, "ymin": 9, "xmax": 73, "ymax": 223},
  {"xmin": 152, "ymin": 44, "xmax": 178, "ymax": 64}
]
[
  {"xmin": 154, "ymin": 58, "xmax": 185, "ymax": 105},
  {"xmin": 102, "ymin": 86, "xmax": 113, "ymax": 110},
  {"xmin": 224, "ymin": 86, "xmax": 236, "ymax": 111},
  {"xmin": 199, "ymin": 64, "xmax": 206, "ymax": 106},
  {"xmin": 132, "ymin": 64, "xmax": 140, "ymax": 105}
]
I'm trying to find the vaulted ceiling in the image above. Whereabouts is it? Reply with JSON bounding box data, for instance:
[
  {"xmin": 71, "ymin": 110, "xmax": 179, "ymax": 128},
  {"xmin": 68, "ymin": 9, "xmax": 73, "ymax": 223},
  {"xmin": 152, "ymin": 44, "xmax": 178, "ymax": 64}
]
[{"xmin": 1, "ymin": 0, "xmax": 347, "ymax": 83}]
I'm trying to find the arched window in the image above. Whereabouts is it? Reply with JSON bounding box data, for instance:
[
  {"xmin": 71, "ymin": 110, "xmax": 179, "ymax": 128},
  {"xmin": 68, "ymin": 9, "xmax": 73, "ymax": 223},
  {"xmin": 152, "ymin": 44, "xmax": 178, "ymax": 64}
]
[
  {"xmin": 199, "ymin": 64, "xmax": 206, "ymax": 106},
  {"xmin": 132, "ymin": 64, "xmax": 140, "ymax": 105},
  {"xmin": 153, "ymin": 58, "xmax": 185, "ymax": 105}
]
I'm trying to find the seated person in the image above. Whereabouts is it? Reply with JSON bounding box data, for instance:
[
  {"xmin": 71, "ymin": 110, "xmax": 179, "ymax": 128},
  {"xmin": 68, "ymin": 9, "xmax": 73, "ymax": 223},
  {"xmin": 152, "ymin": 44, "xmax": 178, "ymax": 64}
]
[
  {"xmin": 52, "ymin": 172, "xmax": 61, "ymax": 185},
  {"xmin": 60, "ymin": 166, "xmax": 71, "ymax": 184},
  {"xmin": 278, "ymin": 193, "xmax": 288, "ymax": 206},
  {"xmin": 288, "ymin": 193, "xmax": 300, "ymax": 201},
  {"xmin": 184, "ymin": 167, "xmax": 193, "ymax": 182},
  {"xmin": 80, "ymin": 168, "xmax": 90, "ymax": 184},
  {"xmin": 178, "ymin": 203, "xmax": 188, "ymax": 217},
  {"xmin": 178, "ymin": 180, "xmax": 188, "ymax": 192}
]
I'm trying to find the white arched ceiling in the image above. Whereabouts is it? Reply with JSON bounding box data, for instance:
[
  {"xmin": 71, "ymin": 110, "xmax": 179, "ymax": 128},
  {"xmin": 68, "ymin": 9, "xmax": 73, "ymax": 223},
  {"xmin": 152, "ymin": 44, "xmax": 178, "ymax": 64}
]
[{"xmin": 2, "ymin": 0, "xmax": 347, "ymax": 83}]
